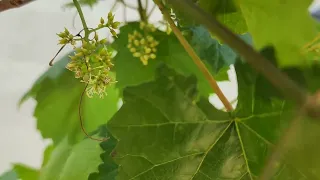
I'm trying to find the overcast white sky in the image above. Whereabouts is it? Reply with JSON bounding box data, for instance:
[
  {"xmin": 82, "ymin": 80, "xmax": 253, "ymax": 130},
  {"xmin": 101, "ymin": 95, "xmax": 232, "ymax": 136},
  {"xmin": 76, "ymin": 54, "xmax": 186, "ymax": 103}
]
[{"xmin": 0, "ymin": 0, "xmax": 237, "ymax": 174}]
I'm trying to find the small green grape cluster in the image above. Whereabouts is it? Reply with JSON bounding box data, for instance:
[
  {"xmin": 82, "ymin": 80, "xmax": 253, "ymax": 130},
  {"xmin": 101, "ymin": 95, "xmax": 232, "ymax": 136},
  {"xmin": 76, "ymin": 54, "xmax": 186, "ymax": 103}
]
[
  {"xmin": 55, "ymin": 12, "xmax": 120, "ymax": 98},
  {"xmin": 98, "ymin": 12, "xmax": 121, "ymax": 37},
  {"xmin": 127, "ymin": 22, "xmax": 159, "ymax": 65},
  {"xmin": 66, "ymin": 35, "xmax": 115, "ymax": 98},
  {"xmin": 57, "ymin": 28, "xmax": 77, "ymax": 46}
]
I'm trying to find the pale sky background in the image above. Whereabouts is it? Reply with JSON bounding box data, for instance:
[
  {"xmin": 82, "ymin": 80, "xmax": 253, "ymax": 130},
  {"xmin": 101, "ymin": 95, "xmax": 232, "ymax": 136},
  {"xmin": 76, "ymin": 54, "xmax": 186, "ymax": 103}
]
[{"xmin": 0, "ymin": 0, "xmax": 238, "ymax": 175}]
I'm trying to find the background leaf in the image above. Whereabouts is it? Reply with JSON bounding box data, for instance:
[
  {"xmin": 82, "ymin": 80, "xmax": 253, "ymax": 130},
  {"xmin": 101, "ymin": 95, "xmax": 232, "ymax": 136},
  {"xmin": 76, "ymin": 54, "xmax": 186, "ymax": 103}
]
[
  {"xmin": 199, "ymin": 0, "xmax": 247, "ymax": 34},
  {"xmin": 237, "ymin": 0, "xmax": 318, "ymax": 67},
  {"xmin": 39, "ymin": 135, "xmax": 103, "ymax": 180},
  {"xmin": 13, "ymin": 164, "xmax": 39, "ymax": 180}
]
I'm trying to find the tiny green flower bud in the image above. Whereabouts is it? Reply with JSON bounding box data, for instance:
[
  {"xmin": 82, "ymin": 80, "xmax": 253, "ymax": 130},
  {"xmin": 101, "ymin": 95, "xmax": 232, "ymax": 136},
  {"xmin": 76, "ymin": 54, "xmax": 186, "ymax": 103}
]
[
  {"xmin": 111, "ymin": 22, "xmax": 120, "ymax": 29},
  {"xmin": 69, "ymin": 55, "xmax": 77, "ymax": 61},
  {"xmin": 83, "ymin": 74, "xmax": 90, "ymax": 82},
  {"xmin": 145, "ymin": 48, "xmax": 151, "ymax": 54},
  {"xmin": 57, "ymin": 32, "xmax": 67, "ymax": 38},
  {"xmin": 143, "ymin": 55, "xmax": 149, "ymax": 61},
  {"xmin": 99, "ymin": 39, "xmax": 107, "ymax": 44},
  {"xmin": 59, "ymin": 38, "xmax": 68, "ymax": 44},
  {"xmin": 147, "ymin": 36, "xmax": 154, "ymax": 42},
  {"xmin": 141, "ymin": 58, "xmax": 148, "ymax": 65},
  {"xmin": 100, "ymin": 17, "xmax": 105, "ymax": 24},
  {"xmin": 64, "ymin": 28, "xmax": 70, "ymax": 35},
  {"xmin": 130, "ymin": 48, "xmax": 136, "ymax": 52},
  {"xmin": 139, "ymin": 22, "xmax": 145, "ymax": 29},
  {"xmin": 140, "ymin": 38, "xmax": 145, "ymax": 45},
  {"xmin": 150, "ymin": 53, "xmax": 156, "ymax": 59},
  {"xmin": 134, "ymin": 40, "xmax": 139, "ymax": 46},
  {"xmin": 85, "ymin": 56, "xmax": 90, "ymax": 63},
  {"xmin": 75, "ymin": 52, "xmax": 83, "ymax": 57},
  {"xmin": 100, "ymin": 48, "xmax": 108, "ymax": 56},
  {"xmin": 133, "ymin": 52, "xmax": 141, "ymax": 57},
  {"xmin": 108, "ymin": 12, "xmax": 112, "ymax": 19}
]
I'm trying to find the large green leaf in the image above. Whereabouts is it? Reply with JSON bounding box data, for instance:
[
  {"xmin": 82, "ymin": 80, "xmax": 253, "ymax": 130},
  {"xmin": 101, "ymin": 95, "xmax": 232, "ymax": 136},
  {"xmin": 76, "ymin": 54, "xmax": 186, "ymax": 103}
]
[
  {"xmin": 112, "ymin": 22, "xmax": 229, "ymax": 97},
  {"xmin": 199, "ymin": 0, "xmax": 247, "ymax": 34},
  {"xmin": 237, "ymin": 0, "xmax": 318, "ymax": 67},
  {"xmin": 19, "ymin": 52, "xmax": 119, "ymax": 144},
  {"xmin": 107, "ymin": 66, "xmax": 241, "ymax": 179},
  {"xmin": 39, "ymin": 135, "xmax": 102, "ymax": 180},
  {"xmin": 106, "ymin": 61, "xmax": 320, "ymax": 179}
]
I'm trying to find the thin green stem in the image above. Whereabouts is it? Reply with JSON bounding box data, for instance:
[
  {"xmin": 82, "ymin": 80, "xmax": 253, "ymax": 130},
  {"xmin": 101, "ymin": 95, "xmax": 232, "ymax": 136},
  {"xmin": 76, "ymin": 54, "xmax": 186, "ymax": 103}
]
[
  {"xmin": 73, "ymin": 0, "xmax": 89, "ymax": 40},
  {"xmin": 154, "ymin": 0, "xmax": 233, "ymax": 112},
  {"xmin": 138, "ymin": 0, "xmax": 147, "ymax": 22}
]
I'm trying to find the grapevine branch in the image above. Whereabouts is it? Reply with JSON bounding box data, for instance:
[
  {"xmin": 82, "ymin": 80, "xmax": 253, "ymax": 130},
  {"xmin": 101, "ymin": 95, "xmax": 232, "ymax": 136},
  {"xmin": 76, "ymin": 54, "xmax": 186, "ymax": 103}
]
[
  {"xmin": 154, "ymin": 0, "xmax": 233, "ymax": 112},
  {"xmin": 168, "ymin": 0, "xmax": 320, "ymax": 119},
  {"xmin": 0, "ymin": 0, "xmax": 34, "ymax": 12}
]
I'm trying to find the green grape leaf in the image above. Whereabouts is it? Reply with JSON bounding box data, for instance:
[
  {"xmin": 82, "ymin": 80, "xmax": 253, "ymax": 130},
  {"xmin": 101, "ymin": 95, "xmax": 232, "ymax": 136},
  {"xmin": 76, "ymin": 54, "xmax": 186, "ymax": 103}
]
[
  {"xmin": 107, "ymin": 65, "xmax": 241, "ymax": 179},
  {"xmin": 237, "ymin": 0, "xmax": 318, "ymax": 67},
  {"xmin": 40, "ymin": 134, "xmax": 103, "ymax": 180},
  {"xmin": 13, "ymin": 164, "xmax": 39, "ymax": 180},
  {"xmin": 19, "ymin": 52, "xmax": 119, "ymax": 144},
  {"xmin": 88, "ymin": 126, "xmax": 118, "ymax": 180},
  {"xmin": 199, "ymin": 0, "xmax": 247, "ymax": 34},
  {"xmin": 106, "ymin": 59, "xmax": 320, "ymax": 179},
  {"xmin": 112, "ymin": 22, "xmax": 229, "ymax": 97},
  {"xmin": 189, "ymin": 26, "xmax": 252, "ymax": 71},
  {"xmin": 0, "ymin": 170, "xmax": 17, "ymax": 180}
]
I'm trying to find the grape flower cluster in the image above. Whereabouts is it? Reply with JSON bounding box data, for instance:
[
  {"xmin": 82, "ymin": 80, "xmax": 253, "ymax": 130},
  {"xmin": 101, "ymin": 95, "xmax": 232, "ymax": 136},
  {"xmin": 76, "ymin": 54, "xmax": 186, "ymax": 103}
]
[
  {"xmin": 56, "ymin": 12, "xmax": 120, "ymax": 98},
  {"xmin": 127, "ymin": 22, "xmax": 159, "ymax": 65}
]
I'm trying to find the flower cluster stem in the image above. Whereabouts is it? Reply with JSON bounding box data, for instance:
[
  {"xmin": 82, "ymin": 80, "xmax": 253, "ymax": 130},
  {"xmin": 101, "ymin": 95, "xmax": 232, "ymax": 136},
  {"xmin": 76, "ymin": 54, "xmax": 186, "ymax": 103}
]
[{"xmin": 73, "ymin": 0, "xmax": 89, "ymax": 40}]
